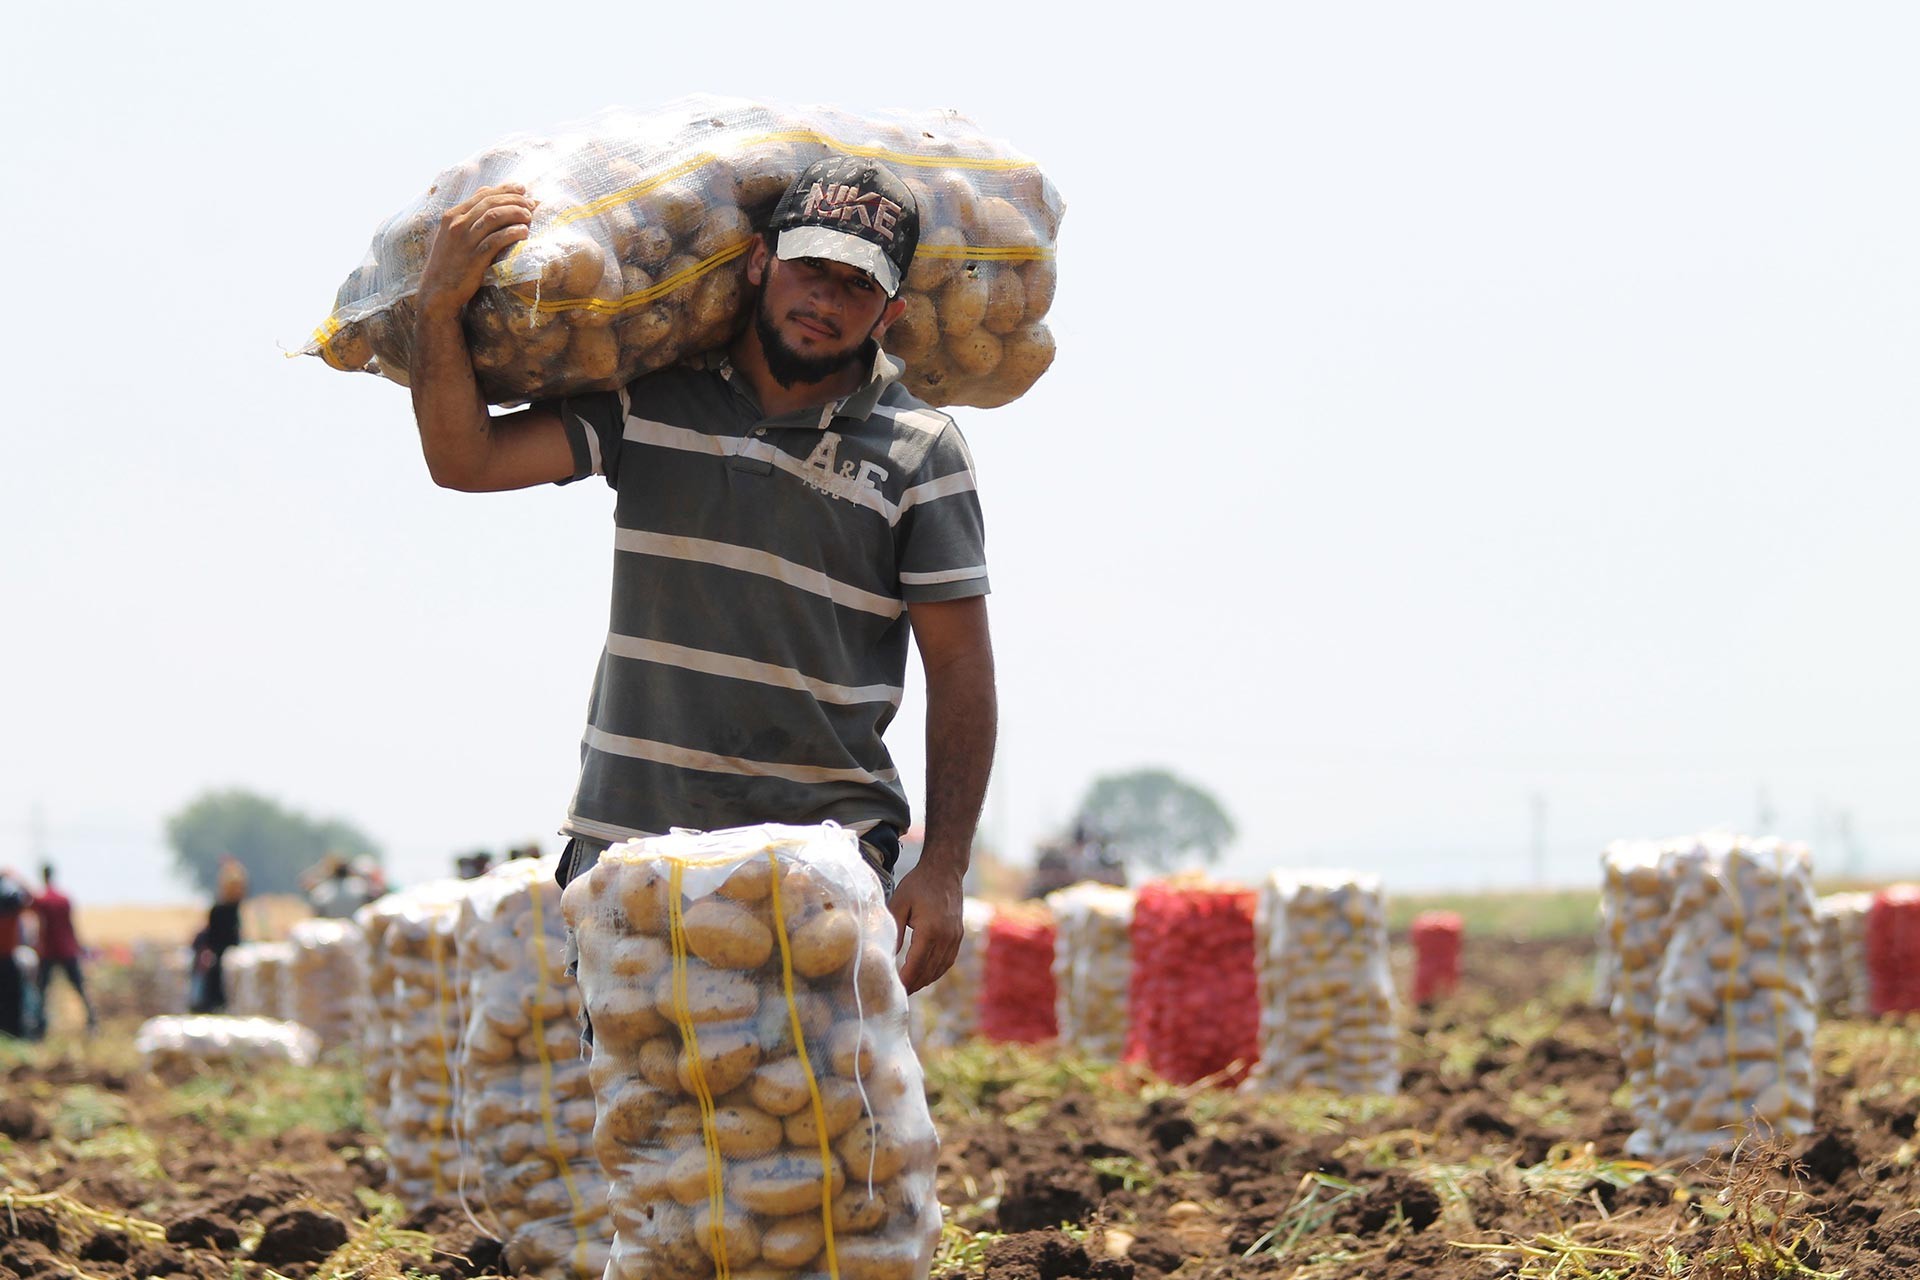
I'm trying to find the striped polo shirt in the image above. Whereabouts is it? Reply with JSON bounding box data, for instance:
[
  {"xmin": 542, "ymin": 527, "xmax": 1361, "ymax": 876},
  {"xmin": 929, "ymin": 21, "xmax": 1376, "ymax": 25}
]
[{"xmin": 553, "ymin": 344, "xmax": 988, "ymax": 853}]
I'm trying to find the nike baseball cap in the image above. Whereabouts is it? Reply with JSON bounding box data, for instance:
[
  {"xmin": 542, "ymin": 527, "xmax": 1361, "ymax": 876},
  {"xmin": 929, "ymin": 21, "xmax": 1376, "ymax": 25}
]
[{"xmin": 767, "ymin": 155, "xmax": 921, "ymax": 297}]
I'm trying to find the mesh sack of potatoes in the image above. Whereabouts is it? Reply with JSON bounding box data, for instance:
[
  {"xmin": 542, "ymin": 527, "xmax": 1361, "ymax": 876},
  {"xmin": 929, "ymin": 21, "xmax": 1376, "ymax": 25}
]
[
  {"xmin": 230, "ymin": 941, "xmax": 292, "ymax": 1020},
  {"xmin": 306, "ymin": 94, "xmax": 1063, "ymax": 411},
  {"xmin": 560, "ymin": 822, "xmax": 943, "ymax": 1280},
  {"xmin": 1867, "ymin": 884, "xmax": 1920, "ymax": 1013},
  {"xmin": 1626, "ymin": 834, "xmax": 1818, "ymax": 1161},
  {"xmin": 1125, "ymin": 876, "xmax": 1261, "ymax": 1085},
  {"xmin": 1813, "ymin": 892, "xmax": 1872, "ymax": 1019},
  {"xmin": 454, "ymin": 856, "xmax": 610, "ymax": 1280},
  {"xmin": 286, "ymin": 917, "xmax": 369, "ymax": 1052},
  {"xmin": 1245, "ymin": 872, "xmax": 1398, "ymax": 1096},
  {"xmin": 382, "ymin": 879, "xmax": 482, "ymax": 1204},
  {"xmin": 1599, "ymin": 839, "xmax": 1695, "ymax": 1113},
  {"xmin": 125, "ymin": 943, "xmax": 192, "ymax": 1016},
  {"xmin": 135, "ymin": 1015, "xmax": 320, "ymax": 1074},
  {"xmin": 907, "ymin": 897, "xmax": 992, "ymax": 1051},
  {"xmin": 979, "ymin": 903, "xmax": 1057, "ymax": 1044},
  {"xmin": 356, "ymin": 891, "xmax": 412, "ymax": 1116},
  {"xmin": 1044, "ymin": 883, "xmax": 1133, "ymax": 1060}
]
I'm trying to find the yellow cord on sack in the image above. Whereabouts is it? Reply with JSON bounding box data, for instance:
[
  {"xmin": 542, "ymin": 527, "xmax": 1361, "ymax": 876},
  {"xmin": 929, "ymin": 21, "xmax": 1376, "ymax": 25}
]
[
  {"xmin": 1722, "ymin": 856, "xmax": 1743, "ymax": 1124},
  {"xmin": 765, "ymin": 850, "xmax": 842, "ymax": 1280},
  {"xmin": 668, "ymin": 860, "xmax": 731, "ymax": 1280},
  {"xmin": 429, "ymin": 928, "xmax": 452, "ymax": 1198},
  {"xmin": 509, "ymin": 239, "xmax": 754, "ymax": 316},
  {"xmin": 525, "ymin": 876, "xmax": 595, "ymax": 1272}
]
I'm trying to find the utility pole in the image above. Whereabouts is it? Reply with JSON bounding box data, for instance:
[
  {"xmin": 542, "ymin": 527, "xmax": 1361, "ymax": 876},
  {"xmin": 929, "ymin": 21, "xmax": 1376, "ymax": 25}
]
[{"xmin": 1530, "ymin": 791, "xmax": 1547, "ymax": 886}]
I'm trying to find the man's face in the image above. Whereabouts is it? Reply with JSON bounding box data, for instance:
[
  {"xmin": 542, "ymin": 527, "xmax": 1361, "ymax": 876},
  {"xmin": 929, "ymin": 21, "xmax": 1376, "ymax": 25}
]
[{"xmin": 749, "ymin": 243, "xmax": 900, "ymax": 388}]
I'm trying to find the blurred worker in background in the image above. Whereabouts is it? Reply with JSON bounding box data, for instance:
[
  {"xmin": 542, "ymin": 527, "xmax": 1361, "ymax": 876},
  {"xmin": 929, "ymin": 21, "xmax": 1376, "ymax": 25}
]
[
  {"xmin": 0, "ymin": 867, "xmax": 28, "ymax": 1038},
  {"xmin": 30, "ymin": 864, "xmax": 95, "ymax": 1033},
  {"xmin": 189, "ymin": 857, "xmax": 248, "ymax": 1013},
  {"xmin": 303, "ymin": 853, "xmax": 375, "ymax": 919}
]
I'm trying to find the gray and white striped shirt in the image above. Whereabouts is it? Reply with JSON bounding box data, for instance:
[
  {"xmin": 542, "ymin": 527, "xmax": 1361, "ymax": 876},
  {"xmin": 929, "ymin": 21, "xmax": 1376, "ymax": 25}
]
[{"xmin": 554, "ymin": 346, "xmax": 988, "ymax": 851}]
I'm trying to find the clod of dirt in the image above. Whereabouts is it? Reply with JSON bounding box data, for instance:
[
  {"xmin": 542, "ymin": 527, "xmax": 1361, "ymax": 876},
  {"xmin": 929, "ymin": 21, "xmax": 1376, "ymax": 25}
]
[
  {"xmin": 252, "ymin": 1207, "xmax": 350, "ymax": 1270},
  {"xmin": 396, "ymin": 1204, "xmax": 505, "ymax": 1280},
  {"xmin": 1334, "ymin": 1173, "xmax": 1442, "ymax": 1235},
  {"xmin": 1443, "ymin": 1102, "xmax": 1518, "ymax": 1139},
  {"xmin": 164, "ymin": 1210, "xmax": 241, "ymax": 1252},
  {"xmin": 0, "ymin": 1237, "xmax": 67, "ymax": 1280},
  {"xmin": 982, "ymin": 1228, "xmax": 1134, "ymax": 1280},
  {"xmin": 1120, "ymin": 1232, "xmax": 1186, "ymax": 1279},
  {"xmin": 1141, "ymin": 1098, "xmax": 1197, "ymax": 1153},
  {"xmin": 995, "ymin": 1168, "xmax": 1101, "ymax": 1233},
  {"xmin": 1, "ymin": 1206, "xmax": 61, "ymax": 1249},
  {"xmin": 78, "ymin": 1230, "xmax": 130, "ymax": 1263},
  {"xmin": 0, "ymin": 1098, "xmax": 50, "ymax": 1142},
  {"xmin": 1797, "ymin": 1131, "xmax": 1859, "ymax": 1184}
]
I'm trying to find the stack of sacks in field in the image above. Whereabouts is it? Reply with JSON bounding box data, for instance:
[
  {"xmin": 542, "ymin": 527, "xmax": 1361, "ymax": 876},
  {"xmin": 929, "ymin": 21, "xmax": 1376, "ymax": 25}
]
[
  {"xmin": 1866, "ymin": 884, "xmax": 1920, "ymax": 1014},
  {"xmin": 135, "ymin": 1015, "xmax": 319, "ymax": 1073},
  {"xmin": 125, "ymin": 943, "xmax": 192, "ymax": 1016},
  {"xmin": 1814, "ymin": 893, "xmax": 1873, "ymax": 1018},
  {"xmin": 308, "ymin": 95, "xmax": 1064, "ymax": 412},
  {"xmin": 561, "ymin": 823, "xmax": 943, "ymax": 1280},
  {"xmin": 382, "ymin": 879, "xmax": 481, "ymax": 1203},
  {"xmin": 1247, "ymin": 872, "xmax": 1398, "ymax": 1096},
  {"xmin": 1410, "ymin": 910, "xmax": 1463, "ymax": 1005},
  {"xmin": 1045, "ymin": 883, "xmax": 1133, "ymax": 1060},
  {"xmin": 455, "ymin": 856, "xmax": 609, "ymax": 1280},
  {"xmin": 979, "ymin": 902, "xmax": 1057, "ymax": 1044},
  {"xmin": 908, "ymin": 897, "xmax": 992, "ymax": 1050},
  {"xmin": 1599, "ymin": 839, "xmax": 1695, "ymax": 1114},
  {"xmin": 1126, "ymin": 876, "xmax": 1260, "ymax": 1085},
  {"xmin": 285, "ymin": 918, "xmax": 368, "ymax": 1053},
  {"xmin": 357, "ymin": 892, "xmax": 410, "ymax": 1117},
  {"xmin": 1625, "ymin": 834, "xmax": 1818, "ymax": 1161},
  {"xmin": 225, "ymin": 942, "xmax": 290, "ymax": 1020}
]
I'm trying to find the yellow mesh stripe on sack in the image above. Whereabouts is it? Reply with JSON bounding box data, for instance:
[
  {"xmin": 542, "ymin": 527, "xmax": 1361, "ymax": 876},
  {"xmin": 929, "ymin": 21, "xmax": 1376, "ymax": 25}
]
[
  {"xmin": 1722, "ymin": 857, "xmax": 1743, "ymax": 1125},
  {"xmin": 509, "ymin": 239, "xmax": 754, "ymax": 316},
  {"xmin": 429, "ymin": 928, "xmax": 452, "ymax": 1198},
  {"xmin": 765, "ymin": 849, "xmax": 842, "ymax": 1280},
  {"xmin": 525, "ymin": 875, "xmax": 595, "ymax": 1273},
  {"xmin": 668, "ymin": 860, "xmax": 731, "ymax": 1280}
]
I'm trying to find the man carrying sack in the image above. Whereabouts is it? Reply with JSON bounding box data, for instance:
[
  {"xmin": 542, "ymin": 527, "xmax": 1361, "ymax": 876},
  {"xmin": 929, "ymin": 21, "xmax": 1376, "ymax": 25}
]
[{"xmin": 408, "ymin": 156, "xmax": 994, "ymax": 994}]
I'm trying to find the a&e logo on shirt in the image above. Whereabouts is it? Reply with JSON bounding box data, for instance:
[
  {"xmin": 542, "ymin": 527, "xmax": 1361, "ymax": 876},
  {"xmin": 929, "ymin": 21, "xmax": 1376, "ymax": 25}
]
[{"xmin": 801, "ymin": 432, "xmax": 888, "ymax": 502}]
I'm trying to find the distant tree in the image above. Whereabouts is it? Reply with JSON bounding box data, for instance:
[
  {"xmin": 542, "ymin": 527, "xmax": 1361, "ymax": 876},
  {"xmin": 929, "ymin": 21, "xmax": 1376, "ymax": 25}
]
[
  {"xmin": 165, "ymin": 788, "xmax": 382, "ymax": 897},
  {"xmin": 1073, "ymin": 768, "xmax": 1235, "ymax": 872}
]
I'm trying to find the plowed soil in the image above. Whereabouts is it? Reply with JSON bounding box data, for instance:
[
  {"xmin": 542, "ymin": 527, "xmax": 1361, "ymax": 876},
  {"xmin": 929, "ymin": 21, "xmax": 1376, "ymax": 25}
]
[{"xmin": 4, "ymin": 936, "xmax": 1917, "ymax": 1279}]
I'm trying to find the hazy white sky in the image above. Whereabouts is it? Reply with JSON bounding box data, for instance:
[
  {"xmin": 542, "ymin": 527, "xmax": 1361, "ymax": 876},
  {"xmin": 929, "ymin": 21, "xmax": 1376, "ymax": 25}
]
[{"xmin": 5, "ymin": 3, "xmax": 1917, "ymax": 905}]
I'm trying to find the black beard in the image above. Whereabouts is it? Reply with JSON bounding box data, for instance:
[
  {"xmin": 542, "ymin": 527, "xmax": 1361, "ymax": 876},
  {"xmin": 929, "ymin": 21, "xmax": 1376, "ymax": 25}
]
[{"xmin": 755, "ymin": 297, "xmax": 869, "ymax": 389}]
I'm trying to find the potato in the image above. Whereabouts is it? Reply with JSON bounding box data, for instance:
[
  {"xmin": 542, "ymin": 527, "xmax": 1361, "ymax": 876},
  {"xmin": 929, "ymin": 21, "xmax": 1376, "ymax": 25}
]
[
  {"xmin": 681, "ymin": 899, "xmax": 775, "ymax": 972},
  {"xmin": 833, "ymin": 1236, "xmax": 922, "ymax": 1280},
  {"xmin": 904, "ymin": 226, "xmax": 966, "ymax": 293},
  {"xmin": 754, "ymin": 987, "xmax": 834, "ymax": 1057},
  {"xmin": 791, "ymin": 907, "xmax": 860, "ymax": 979},
  {"xmin": 610, "ymin": 1149, "xmax": 682, "ymax": 1206},
  {"xmin": 836, "ymin": 1116, "xmax": 930, "ymax": 1183},
  {"xmin": 601, "ymin": 1078, "xmax": 670, "ymax": 1145},
  {"xmin": 937, "ymin": 270, "xmax": 989, "ymax": 336},
  {"xmin": 828, "ymin": 1022, "xmax": 880, "ymax": 1078},
  {"xmin": 754, "ymin": 1215, "xmax": 824, "ymax": 1269},
  {"xmin": 883, "ymin": 293, "xmax": 939, "ymax": 363},
  {"xmin": 590, "ymin": 984, "xmax": 669, "ymax": 1048},
  {"xmin": 775, "ymin": 864, "xmax": 836, "ymax": 931},
  {"xmin": 652, "ymin": 185, "xmax": 711, "ymax": 239},
  {"xmin": 731, "ymin": 149, "xmax": 807, "ymax": 210},
  {"xmin": 731, "ymin": 1151, "xmax": 847, "ymax": 1217},
  {"xmin": 617, "ymin": 302, "xmax": 677, "ymax": 360},
  {"xmin": 621, "ymin": 1201, "xmax": 712, "ymax": 1280},
  {"xmin": 687, "ymin": 264, "xmax": 750, "ymax": 350},
  {"xmin": 606, "ymin": 933, "xmax": 672, "ymax": 982},
  {"xmin": 564, "ymin": 326, "xmax": 621, "ymax": 384},
  {"xmin": 538, "ymin": 235, "xmax": 610, "ymax": 298},
  {"xmin": 982, "ymin": 267, "xmax": 1026, "ymax": 335},
  {"xmin": 946, "ymin": 329, "xmax": 1002, "ymax": 377},
  {"xmin": 319, "ymin": 322, "xmax": 374, "ymax": 372},
  {"xmin": 637, "ymin": 1035, "xmax": 684, "ymax": 1091},
  {"xmin": 718, "ymin": 857, "xmax": 775, "ymax": 903},
  {"xmin": 708, "ymin": 1102, "xmax": 784, "ymax": 1158},
  {"xmin": 976, "ymin": 196, "xmax": 1040, "ymax": 250},
  {"xmin": 618, "ymin": 864, "xmax": 676, "ymax": 936},
  {"xmin": 848, "ymin": 944, "xmax": 906, "ymax": 1014},
  {"xmin": 618, "ymin": 218, "xmax": 676, "ymax": 272},
  {"xmin": 666, "ymin": 1145, "xmax": 720, "ymax": 1205},
  {"xmin": 676, "ymin": 1025, "xmax": 761, "ymax": 1096},
  {"xmin": 692, "ymin": 206, "xmax": 755, "ymax": 260},
  {"xmin": 782, "ymin": 1076, "xmax": 865, "ymax": 1146},
  {"xmin": 832, "ymin": 1182, "xmax": 893, "ymax": 1234},
  {"xmin": 995, "ymin": 323, "xmax": 1056, "ymax": 394},
  {"xmin": 692, "ymin": 1201, "xmax": 763, "ymax": 1266},
  {"xmin": 655, "ymin": 961, "xmax": 760, "ymax": 1024},
  {"xmin": 749, "ymin": 1056, "xmax": 815, "ymax": 1116},
  {"xmin": 657, "ymin": 1102, "xmax": 706, "ymax": 1146}
]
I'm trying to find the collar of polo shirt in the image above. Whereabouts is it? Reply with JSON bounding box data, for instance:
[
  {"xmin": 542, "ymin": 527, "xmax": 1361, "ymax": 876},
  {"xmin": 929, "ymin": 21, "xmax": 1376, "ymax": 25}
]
[{"xmin": 717, "ymin": 343, "xmax": 905, "ymax": 431}]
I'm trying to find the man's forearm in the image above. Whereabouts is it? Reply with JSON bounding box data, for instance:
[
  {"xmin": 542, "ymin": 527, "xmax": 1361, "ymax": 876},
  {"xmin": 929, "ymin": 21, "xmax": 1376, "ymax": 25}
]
[
  {"xmin": 410, "ymin": 306, "xmax": 495, "ymax": 491},
  {"xmin": 919, "ymin": 651, "xmax": 997, "ymax": 877}
]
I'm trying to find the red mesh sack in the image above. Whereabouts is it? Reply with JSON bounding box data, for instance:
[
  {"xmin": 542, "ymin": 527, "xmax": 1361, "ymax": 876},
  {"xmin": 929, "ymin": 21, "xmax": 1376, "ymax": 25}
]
[
  {"xmin": 1866, "ymin": 884, "xmax": 1920, "ymax": 1014},
  {"xmin": 980, "ymin": 906, "xmax": 1058, "ymax": 1043},
  {"xmin": 1124, "ymin": 878, "xmax": 1260, "ymax": 1085},
  {"xmin": 1410, "ymin": 911, "xmax": 1464, "ymax": 1005}
]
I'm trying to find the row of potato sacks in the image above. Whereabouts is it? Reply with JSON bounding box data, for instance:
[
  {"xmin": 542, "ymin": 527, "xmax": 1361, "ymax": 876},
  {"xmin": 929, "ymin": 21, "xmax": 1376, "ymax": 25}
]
[
  {"xmin": 308, "ymin": 95, "xmax": 1063, "ymax": 411},
  {"xmin": 560, "ymin": 824, "xmax": 942, "ymax": 1280},
  {"xmin": 1599, "ymin": 834, "xmax": 1818, "ymax": 1162}
]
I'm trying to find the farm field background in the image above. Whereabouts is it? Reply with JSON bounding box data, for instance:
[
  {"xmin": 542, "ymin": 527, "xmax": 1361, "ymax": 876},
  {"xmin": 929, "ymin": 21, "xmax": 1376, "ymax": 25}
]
[{"xmin": 3, "ymin": 900, "xmax": 1918, "ymax": 1280}]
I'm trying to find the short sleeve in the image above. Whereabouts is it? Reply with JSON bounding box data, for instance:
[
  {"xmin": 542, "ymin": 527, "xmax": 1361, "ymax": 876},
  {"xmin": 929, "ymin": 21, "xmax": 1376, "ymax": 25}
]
[
  {"xmin": 553, "ymin": 386, "xmax": 629, "ymax": 487},
  {"xmin": 895, "ymin": 421, "xmax": 989, "ymax": 603}
]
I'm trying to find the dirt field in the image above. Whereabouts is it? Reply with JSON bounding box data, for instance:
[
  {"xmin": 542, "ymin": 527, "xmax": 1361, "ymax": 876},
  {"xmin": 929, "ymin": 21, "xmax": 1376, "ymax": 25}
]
[{"xmin": 3, "ymin": 935, "xmax": 1916, "ymax": 1279}]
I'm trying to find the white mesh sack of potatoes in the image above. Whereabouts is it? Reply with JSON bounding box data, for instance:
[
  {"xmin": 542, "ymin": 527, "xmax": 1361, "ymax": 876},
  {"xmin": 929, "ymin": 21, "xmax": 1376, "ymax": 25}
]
[
  {"xmin": 382, "ymin": 878, "xmax": 483, "ymax": 1205},
  {"xmin": 232, "ymin": 941, "xmax": 292, "ymax": 1021},
  {"xmin": 285, "ymin": 917, "xmax": 369, "ymax": 1053},
  {"xmin": 1627, "ymin": 834, "xmax": 1819, "ymax": 1161},
  {"xmin": 907, "ymin": 897, "xmax": 993, "ymax": 1052},
  {"xmin": 561, "ymin": 822, "xmax": 942, "ymax": 1280},
  {"xmin": 454, "ymin": 855, "xmax": 610, "ymax": 1280},
  {"xmin": 126, "ymin": 942, "xmax": 192, "ymax": 1016},
  {"xmin": 1814, "ymin": 891, "xmax": 1873, "ymax": 1020},
  {"xmin": 1247, "ymin": 871, "xmax": 1398, "ymax": 1096},
  {"xmin": 1045, "ymin": 882, "xmax": 1134, "ymax": 1062},
  {"xmin": 356, "ymin": 890, "xmax": 413, "ymax": 1117},
  {"xmin": 1600, "ymin": 838, "xmax": 1697, "ymax": 1115},
  {"xmin": 135, "ymin": 1015, "xmax": 320, "ymax": 1073},
  {"xmin": 307, "ymin": 95, "xmax": 1063, "ymax": 412}
]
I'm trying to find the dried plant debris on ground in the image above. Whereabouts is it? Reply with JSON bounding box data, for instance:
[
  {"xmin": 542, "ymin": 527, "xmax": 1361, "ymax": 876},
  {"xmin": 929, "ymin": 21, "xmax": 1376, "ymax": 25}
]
[{"xmin": 4, "ymin": 936, "xmax": 1918, "ymax": 1279}]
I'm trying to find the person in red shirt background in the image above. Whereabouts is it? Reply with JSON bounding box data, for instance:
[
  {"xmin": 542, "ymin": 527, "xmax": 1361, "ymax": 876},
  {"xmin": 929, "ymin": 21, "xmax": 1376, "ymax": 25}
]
[
  {"xmin": 0, "ymin": 867, "xmax": 27, "ymax": 1038},
  {"xmin": 31, "ymin": 864, "xmax": 95, "ymax": 1033}
]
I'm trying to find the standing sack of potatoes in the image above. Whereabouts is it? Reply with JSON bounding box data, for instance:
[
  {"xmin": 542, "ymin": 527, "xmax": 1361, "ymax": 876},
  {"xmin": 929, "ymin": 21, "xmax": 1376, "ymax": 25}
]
[
  {"xmin": 561, "ymin": 822, "xmax": 942, "ymax": 1280},
  {"xmin": 286, "ymin": 917, "xmax": 368, "ymax": 1053},
  {"xmin": 908, "ymin": 897, "xmax": 992, "ymax": 1051},
  {"xmin": 1045, "ymin": 883, "xmax": 1134, "ymax": 1062},
  {"xmin": 307, "ymin": 94, "xmax": 1063, "ymax": 410}
]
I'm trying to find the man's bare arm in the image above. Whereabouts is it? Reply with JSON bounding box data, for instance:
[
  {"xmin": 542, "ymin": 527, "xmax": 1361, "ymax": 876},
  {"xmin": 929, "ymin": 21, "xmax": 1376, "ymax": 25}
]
[
  {"xmin": 891, "ymin": 595, "xmax": 996, "ymax": 993},
  {"xmin": 410, "ymin": 184, "xmax": 575, "ymax": 492}
]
